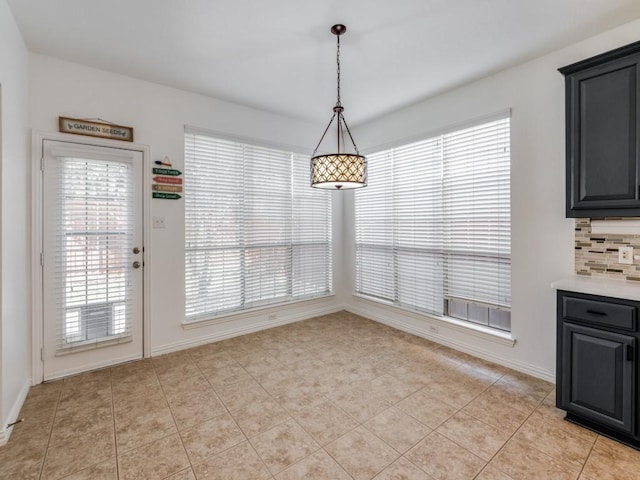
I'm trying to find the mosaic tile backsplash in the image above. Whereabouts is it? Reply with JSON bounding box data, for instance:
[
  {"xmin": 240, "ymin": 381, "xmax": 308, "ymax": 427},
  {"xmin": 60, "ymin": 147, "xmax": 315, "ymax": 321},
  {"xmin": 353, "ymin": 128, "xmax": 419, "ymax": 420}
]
[{"xmin": 575, "ymin": 218, "xmax": 640, "ymax": 281}]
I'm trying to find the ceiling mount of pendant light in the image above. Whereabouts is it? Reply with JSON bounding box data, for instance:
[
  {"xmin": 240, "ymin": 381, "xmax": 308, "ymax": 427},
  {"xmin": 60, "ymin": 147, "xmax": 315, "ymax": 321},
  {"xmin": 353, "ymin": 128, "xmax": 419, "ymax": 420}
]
[{"xmin": 310, "ymin": 24, "xmax": 367, "ymax": 190}]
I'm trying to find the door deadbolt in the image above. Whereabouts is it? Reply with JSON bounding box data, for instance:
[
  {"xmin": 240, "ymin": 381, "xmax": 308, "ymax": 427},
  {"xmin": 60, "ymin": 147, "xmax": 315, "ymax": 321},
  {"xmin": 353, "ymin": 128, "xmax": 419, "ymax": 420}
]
[
  {"xmin": 132, "ymin": 261, "xmax": 141, "ymax": 269},
  {"xmin": 133, "ymin": 247, "xmax": 141, "ymax": 254}
]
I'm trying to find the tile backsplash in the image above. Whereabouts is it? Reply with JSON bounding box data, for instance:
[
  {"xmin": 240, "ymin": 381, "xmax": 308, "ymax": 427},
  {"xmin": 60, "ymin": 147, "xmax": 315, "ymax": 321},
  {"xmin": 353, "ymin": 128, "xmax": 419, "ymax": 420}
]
[{"xmin": 575, "ymin": 218, "xmax": 640, "ymax": 281}]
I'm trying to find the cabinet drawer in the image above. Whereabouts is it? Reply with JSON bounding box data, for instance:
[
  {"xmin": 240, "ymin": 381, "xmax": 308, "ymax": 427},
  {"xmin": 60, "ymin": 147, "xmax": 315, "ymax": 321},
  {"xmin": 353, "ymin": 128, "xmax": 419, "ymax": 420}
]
[{"xmin": 563, "ymin": 296, "xmax": 635, "ymax": 330}]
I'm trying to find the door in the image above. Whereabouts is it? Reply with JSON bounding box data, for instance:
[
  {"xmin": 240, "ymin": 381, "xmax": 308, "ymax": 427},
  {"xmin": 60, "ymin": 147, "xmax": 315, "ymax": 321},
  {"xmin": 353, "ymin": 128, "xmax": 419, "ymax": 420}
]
[
  {"xmin": 559, "ymin": 322, "xmax": 635, "ymax": 434},
  {"xmin": 41, "ymin": 140, "xmax": 144, "ymax": 380}
]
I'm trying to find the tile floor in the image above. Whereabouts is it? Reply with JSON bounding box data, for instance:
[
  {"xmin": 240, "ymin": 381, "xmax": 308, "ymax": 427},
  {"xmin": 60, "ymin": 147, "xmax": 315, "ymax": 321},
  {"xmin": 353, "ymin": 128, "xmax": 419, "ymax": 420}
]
[{"xmin": 2, "ymin": 311, "xmax": 640, "ymax": 479}]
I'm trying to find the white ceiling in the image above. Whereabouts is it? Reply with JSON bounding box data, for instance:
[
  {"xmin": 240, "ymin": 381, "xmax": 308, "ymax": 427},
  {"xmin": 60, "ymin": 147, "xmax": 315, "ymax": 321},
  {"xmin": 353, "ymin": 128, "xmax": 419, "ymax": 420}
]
[{"xmin": 7, "ymin": 0, "xmax": 640, "ymax": 126}]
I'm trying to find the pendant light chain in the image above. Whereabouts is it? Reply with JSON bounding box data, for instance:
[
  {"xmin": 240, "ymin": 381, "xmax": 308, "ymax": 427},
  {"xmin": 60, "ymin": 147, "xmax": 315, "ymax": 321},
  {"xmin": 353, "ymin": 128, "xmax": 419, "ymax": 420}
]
[{"xmin": 336, "ymin": 34, "xmax": 341, "ymax": 107}]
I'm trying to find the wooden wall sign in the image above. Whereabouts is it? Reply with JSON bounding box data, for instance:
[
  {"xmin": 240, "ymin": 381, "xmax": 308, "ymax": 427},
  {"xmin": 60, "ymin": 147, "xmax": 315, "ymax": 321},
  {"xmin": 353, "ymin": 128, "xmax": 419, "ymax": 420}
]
[
  {"xmin": 152, "ymin": 184, "xmax": 183, "ymax": 193},
  {"xmin": 59, "ymin": 117, "xmax": 134, "ymax": 142}
]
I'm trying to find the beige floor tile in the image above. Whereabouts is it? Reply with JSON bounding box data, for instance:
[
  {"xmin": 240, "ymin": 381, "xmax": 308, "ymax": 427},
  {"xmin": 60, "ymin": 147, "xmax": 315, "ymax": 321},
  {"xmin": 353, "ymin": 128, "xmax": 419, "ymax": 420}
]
[
  {"xmin": 489, "ymin": 436, "xmax": 582, "ymax": 480},
  {"xmin": 325, "ymin": 426, "xmax": 399, "ymax": 480},
  {"xmin": 118, "ymin": 433, "xmax": 190, "ymax": 480},
  {"xmin": 327, "ymin": 384, "xmax": 390, "ymax": 423},
  {"xmin": 0, "ymin": 453, "xmax": 44, "ymax": 480},
  {"xmin": 59, "ymin": 457, "xmax": 117, "ymax": 479},
  {"xmin": 192, "ymin": 441, "xmax": 271, "ymax": 480},
  {"xmin": 55, "ymin": 387, "xmax": 112, "ymax": 419},
  {"xmin": 436, "ymin": 411, "xmax": 511, "ymax": 461},
  {"xmin": 462, "ymin": 390, "xmax": 527, "ymax": 434},
  {"xmin": 201, "ymin": 362, "xmax": 251, "ymax": 388},
  {"xmin": 486, "ymin": 373, "xmax": 551, "ymax": 414},
  {"xmin": 50, "ymin": 403, "xmax": 113, "ymax": 446},
  {"xmin": 164, "ymin": 468, "xmax": 197, "ymax": 480},
  {"xmin": 215, "ymin": 377, "xmax": 272, "ymax": 412},
  {"xmin": 190, "ymin": 348, "xmax": 236, "ymax": 370},
  {"xmin": 426, "ymin": 373, "xmax": 487, "ymax": 409},
  {"xmin": 167, "ymin": 388, "xmax": 226, "ymax": 430},
  {"xmin": 41, "ymin": 425, "xmax": 115, "ymax": 479},
  {"xmin": 232, "ymin": 397, "xmax": 291, "ymax": 437},
  {"xmin": 18, "ymin": 391, "xmax": 59, "ymax": 424},
  {"xmin": 366, "ymin": 373, "xmax": 423, "ymax": 404},
  {"xmin": 1, "ymin": 418, "xmax": 52, "ymax": 459},
  {"xmin": 109, "ymin": 358, "xmax": 154, "ymax": 379},
  {"xmin": 405, "ymin": 431, "xmax": 485, "ymax": 480},
  {"xmin": 181, "ymin": 413, "xmax": 246, "ymax": 465},
  {"xmin": 372, "ymin": 457, "xmax": 434, "ymax": 480},
  {"xmin": 251, "ymin": 418, "xmax": 320, "ymax": 474},
  {"xmin": 397, "ymin": 389, "xmax": 458, "ymax": 429},
  {"xmin": 513, "ymin": 414, "xmax": 596, "ymax": 468},
  {"xmin": 275, "ymin": 449, "xmax": 352, "ymax": 480},
  {"xmin": 8, "ymin": 312, "xmax": 621, "ymax": 480},
  {"xmin": 475, "ymin": 464, "xmax": 515, "ymax": 479},
  {"xmin": 582, "ymin": 435, "xmax": 640, "ymax": 480},
  {"xmin": 269, "ymin": 379, "xmax": 326, "ymax": 414},
  {"xmin": 291, "ymin": 399, "xmax": 359, "ymax": 445},
  {"xmin": 266, "ymin": 346, "xmax": 314, "ymax": 366},
  {"xmin": 365, "ymin": 407, "xmax": 432, "ymax": 453},
  {"xmin": 159, "ymin": 372, "xmax": 213, "ymax": 397},
  {"xmin": 114, "ymin": 393, "xmax": 177, "ymax": 452},
  {"xmin": 239, "ymin": 352, "xmax": 284, "ymax": 377},
  {"xmin": 111, "ymin": 370, "xmax": 162, "ymax": 404}
]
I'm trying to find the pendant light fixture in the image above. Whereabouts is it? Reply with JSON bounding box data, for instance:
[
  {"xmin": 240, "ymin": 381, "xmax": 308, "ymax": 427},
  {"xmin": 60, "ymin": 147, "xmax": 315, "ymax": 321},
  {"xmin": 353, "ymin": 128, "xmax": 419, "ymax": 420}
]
[{"xmin": 311, "ymin": 24, "xmax": 367, "ymax": 190}]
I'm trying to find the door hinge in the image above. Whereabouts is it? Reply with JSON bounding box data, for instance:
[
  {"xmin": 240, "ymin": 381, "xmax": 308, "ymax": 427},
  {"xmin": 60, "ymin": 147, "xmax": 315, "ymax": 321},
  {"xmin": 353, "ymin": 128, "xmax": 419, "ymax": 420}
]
[
  {"xmin": 40, "ymin": 157, "xmax": 44, "ymax": 171},
  {"xmin": 40, "ymin": 252, "xmax": 44, "ymax": 266},
  {"xmin": 40, "ymin": 348, "xmax": 43, "ymax": 361}
]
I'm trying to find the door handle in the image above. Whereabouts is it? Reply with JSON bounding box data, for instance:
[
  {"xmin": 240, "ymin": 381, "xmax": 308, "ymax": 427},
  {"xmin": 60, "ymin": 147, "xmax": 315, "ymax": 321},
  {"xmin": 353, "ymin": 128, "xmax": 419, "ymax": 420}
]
[
  {"xmin": 133, "ymin": 247, "xmax": 141, "ymax": 254},
  {"xmin": 626, "ymin": 345, "xmax": 634, "ymax": 362},
  {"xmin": 132, "ymin": 261, "xmax": 141, "ymax": 269}
]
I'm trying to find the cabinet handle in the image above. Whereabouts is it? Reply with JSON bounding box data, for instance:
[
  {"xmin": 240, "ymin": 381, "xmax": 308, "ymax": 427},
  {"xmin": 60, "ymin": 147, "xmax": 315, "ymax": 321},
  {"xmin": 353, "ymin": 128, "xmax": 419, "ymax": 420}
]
[
  {"xmin": 626, "ymin": 345, "xmax": 634, "ymax": 362},
  {"xmin": 586, "ymin": 309, "xmax": 607, "ymax": 316}
]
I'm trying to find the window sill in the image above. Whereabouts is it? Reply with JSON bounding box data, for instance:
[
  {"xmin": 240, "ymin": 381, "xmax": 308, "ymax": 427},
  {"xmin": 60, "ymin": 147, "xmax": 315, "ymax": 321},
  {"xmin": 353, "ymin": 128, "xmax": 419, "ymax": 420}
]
[
  {"xmin": 182, "ymin": 293, "xmax": 336, "ymax": 330},
  {"xmin": 352, "ymin": 293, "xmax": 516, "ymax": 348}
]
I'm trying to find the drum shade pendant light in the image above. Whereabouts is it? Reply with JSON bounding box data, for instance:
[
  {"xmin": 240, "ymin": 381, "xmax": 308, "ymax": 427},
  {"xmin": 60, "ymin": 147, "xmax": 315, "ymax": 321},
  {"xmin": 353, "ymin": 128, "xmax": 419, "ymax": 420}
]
[{"xmin": 311, "ymin": 24, "xmax": 367, "ymax": 189}]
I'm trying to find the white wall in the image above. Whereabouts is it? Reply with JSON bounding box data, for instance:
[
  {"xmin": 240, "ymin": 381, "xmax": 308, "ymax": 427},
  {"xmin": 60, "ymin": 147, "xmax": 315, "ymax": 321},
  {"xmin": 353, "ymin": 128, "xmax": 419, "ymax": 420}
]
[
  {"xmin": 345, "ymin": 19, "xmax": 640, "ymax": 381},
  {"xmin": 0, "ymin": 0, "xmax": 30, "ymax": 444},
  {"xmin": 29, "ymin": 54, "xmax": 346, "ymax": 364}
]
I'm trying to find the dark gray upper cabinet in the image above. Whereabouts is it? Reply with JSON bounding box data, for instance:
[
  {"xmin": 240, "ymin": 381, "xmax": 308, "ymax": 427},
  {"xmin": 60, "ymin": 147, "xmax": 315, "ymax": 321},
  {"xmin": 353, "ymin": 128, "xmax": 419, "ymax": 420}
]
[{"xmin": 560, "ymin": 41, "xmax": 640, "ymax": 217}]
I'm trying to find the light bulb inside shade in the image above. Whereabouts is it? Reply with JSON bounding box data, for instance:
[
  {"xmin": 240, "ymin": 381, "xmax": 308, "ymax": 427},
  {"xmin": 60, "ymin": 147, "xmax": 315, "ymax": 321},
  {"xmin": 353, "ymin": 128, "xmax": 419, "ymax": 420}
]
[{"xmin": 311, "ymin": 153, "xmax": 367, "ymax": 189}]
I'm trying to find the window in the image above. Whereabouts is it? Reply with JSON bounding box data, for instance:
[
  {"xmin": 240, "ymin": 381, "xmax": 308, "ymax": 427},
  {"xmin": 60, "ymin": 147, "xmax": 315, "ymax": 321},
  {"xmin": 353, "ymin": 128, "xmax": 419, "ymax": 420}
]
[
  {"xmin": 184, "ymin": 131, "xmax": 332, "ymax": 321},
  {"xmin": 355, "ymin": 116, "xmax": 511, "ymax": 331}
]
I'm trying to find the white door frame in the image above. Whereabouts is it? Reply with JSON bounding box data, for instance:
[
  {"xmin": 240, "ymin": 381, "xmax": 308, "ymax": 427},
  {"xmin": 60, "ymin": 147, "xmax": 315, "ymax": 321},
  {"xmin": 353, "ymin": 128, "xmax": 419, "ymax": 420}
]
[{"xmin": 31, "ymin": 130, "xmax": 151, "ymax": 384}]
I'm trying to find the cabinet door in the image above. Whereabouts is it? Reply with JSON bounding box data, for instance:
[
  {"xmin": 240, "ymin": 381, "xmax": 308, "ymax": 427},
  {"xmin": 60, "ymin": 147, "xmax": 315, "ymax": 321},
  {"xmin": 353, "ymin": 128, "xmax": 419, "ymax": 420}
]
[
  {"xmin": 566, "ymin": 56, "xmax": 640, "ymax": 216},
  {"xmin": 559, "ymin": 322, "xmax": 635, "ymax": 434}
]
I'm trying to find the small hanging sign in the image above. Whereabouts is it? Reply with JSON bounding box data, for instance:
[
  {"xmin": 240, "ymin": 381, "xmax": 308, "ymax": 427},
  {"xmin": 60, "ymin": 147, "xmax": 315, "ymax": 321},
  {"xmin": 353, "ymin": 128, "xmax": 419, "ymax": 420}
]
[
  {"xmin": 153, "ymin": 176, "xmax": 183, "ymax": 185},
  {"xmin": 152, "ymin": 184, "xmax": 183, "ymax": 193},
  {"xmin": 59, "ymin": 117, "xmax": 134, "ymax": 142},
  {"xmin": 152, "ymin": 167, "xmax": 182, "ymax": 176},
  {"xmin": 152, "ymin": 192, "xmax": 181, "ymax": 200}
]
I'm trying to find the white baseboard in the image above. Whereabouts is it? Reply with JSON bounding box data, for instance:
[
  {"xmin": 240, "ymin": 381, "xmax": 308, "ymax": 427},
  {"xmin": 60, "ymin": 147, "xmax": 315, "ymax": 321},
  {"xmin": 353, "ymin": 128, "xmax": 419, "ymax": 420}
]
[
  {"xmin": 151, "ymin": 304, "xmax": 345, "ymax": 357},
  {"xmin": 0, "ymin": 377, "xmax": 32, "ymax": 446},
  {"xmin": 346, "ymin": 304, "xmax": 556, "ymax": 383}
]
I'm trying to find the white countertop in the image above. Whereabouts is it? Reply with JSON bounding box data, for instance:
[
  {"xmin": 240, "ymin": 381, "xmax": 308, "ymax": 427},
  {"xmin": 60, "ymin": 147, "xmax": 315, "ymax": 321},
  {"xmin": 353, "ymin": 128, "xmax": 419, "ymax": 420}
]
[{"xmin": 551, "ymin": 276, "xmax": 640, "ymax": 302}]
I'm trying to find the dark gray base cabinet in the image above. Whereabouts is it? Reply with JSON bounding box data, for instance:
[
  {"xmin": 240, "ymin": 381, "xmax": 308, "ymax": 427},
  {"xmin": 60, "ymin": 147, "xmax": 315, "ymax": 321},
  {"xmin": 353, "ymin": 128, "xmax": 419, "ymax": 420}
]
[
  {"xmin": 559, "ymin": 41, "xmax": 640, "ymax": 218},
  {"xmin": 556, "ymin": 291, "xmax": 640, "ymax": 448}
]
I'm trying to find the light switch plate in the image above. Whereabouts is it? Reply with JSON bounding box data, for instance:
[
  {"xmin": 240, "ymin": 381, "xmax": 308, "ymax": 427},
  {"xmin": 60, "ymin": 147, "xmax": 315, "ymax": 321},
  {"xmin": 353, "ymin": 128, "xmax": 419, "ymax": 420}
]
[{"xmin": 153, "ymin": 216, "xmax": 166, "ymax": 229}]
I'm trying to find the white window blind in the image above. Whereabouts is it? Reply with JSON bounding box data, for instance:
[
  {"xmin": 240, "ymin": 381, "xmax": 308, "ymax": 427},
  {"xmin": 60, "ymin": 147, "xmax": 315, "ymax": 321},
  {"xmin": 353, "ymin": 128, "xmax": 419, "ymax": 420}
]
[
  {"xmin": 184, "ymin": 131, "xmax": 332, "ymax": 321},
  {"xmin": 52, "ymin": 158, "xmax": 134, "ymax": 352},
  {"xmin": 355, "ymin": 116, "xmax": 511, "ymax": 331}
]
